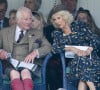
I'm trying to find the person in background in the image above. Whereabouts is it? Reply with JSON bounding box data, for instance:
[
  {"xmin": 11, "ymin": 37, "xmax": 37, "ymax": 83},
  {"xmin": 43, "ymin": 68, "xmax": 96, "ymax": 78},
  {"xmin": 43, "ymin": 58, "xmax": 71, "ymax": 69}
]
[
  {"xmin": 75, "ymin": 7, "xmax": 100, "ymax": 36},
  {"xmin": 49, "ymin": 4, "xmax": 100, "ymax": 90},
  {"xmin": 0, "ymin": 0, "xmax": 9, "ymax": 29},
  {"xmin": 44, "ymin": 0, "xmax": 78, "ymax": 44},
  {"xmin": 31, "ymin": 11, "xmax": 46, "ymax": 30},
  {"xmin": 0, "ymin": 7, "xmax": 51, "ymax": 90},
  {"xmin": 24, "ymin": 0, "xmax": 42, "ymax": 13},
  {"xmin": 45, "ymin": 5, "xmax": 69, "ymax": 90},
  {"xmin": 9, "ymin": 9, "xmax": 17, "ymax": 26},
  {"xmin": 61, "ymin": 0, "xmax": 78, "ymax": 18}
]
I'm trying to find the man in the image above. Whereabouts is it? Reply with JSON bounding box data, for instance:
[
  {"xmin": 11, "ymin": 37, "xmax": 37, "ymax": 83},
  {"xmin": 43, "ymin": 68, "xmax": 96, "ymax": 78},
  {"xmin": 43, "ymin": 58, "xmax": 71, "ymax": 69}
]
[
  {"xmin": 61, "ymin": 0, "xmax": 78, "ymax": 17},
  {"xmin": 0, "ymin": 7, "xmax": 51, "ymax": 90},
  {"xmin": 24, "ymin": 0, "xmax": 42, "ymax": 12},
  {"xmin": 0, "ymin": 0, "xmax": 9, "ymax": 29}
]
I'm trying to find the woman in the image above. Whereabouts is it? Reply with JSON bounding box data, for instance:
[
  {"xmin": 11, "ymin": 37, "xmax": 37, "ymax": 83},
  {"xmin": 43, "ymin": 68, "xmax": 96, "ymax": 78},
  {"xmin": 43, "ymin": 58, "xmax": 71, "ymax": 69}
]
[
  {"xmin": 75, "ymin": 7, "xmax": 100, "ymax": 36},
  {"xmin": 49, "ymin": 5, "xmax": 100, "ymax": 90},
  {"xmin": 9, "ymin": 9, "xmax": 17, "ymax": 26},
  {"xmin": 31, "ymin": 11, "xmax": 45, "ymax": 30}
]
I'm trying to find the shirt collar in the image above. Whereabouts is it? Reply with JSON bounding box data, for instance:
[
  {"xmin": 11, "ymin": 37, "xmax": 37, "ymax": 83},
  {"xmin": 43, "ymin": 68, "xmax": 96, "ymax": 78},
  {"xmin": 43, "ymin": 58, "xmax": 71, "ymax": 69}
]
[{"xmin": 16, "ymin": 26, "xmax": 26, "ymax": 34}]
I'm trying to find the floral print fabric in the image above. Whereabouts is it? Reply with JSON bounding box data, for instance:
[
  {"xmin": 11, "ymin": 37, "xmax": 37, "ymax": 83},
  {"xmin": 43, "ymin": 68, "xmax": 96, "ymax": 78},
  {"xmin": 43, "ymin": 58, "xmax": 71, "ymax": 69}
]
[{"xmin": 52, "ymin": 21, "xmax": 100, "ymax": 87}]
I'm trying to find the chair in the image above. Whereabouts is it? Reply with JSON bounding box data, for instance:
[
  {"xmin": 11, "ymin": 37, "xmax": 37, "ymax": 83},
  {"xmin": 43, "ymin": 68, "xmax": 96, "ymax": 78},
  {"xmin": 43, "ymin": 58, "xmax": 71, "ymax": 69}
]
[
  {"xmin": 45, "ymin": 52, "xmax": 78, "ymax": 90},
  {"xmin": 2, "ymin": 53, "xmax": 99, "ymax": 90},
  {"xmin": 34, "ymin": 53, "xmax": 52, "ymax": 90},
  {"xmin": 2, "ymin": 53, "xmax": 52, "ymax": 90},
  {"xmin": 60, "ymin": 52, "xmax": 78, "ymax": 90},
  {"xmin": 59, "ymin": 52, "xmax": 100, "ymax": 90}
]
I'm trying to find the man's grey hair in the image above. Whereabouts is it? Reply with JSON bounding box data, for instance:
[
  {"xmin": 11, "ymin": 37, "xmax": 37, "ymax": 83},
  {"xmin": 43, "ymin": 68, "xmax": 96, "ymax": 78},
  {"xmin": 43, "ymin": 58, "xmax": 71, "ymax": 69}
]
[{"xmin": 16, "ymin": 7, "xmax": 32, "ymax": 19}]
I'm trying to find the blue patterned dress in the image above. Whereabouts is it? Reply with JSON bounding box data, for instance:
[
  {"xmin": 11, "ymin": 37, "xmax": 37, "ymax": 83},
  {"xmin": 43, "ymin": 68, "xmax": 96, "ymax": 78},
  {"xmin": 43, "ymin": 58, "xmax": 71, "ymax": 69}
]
[{"xmin": 52, "ymin": 21, "xmax": 100, "ymax": 87}]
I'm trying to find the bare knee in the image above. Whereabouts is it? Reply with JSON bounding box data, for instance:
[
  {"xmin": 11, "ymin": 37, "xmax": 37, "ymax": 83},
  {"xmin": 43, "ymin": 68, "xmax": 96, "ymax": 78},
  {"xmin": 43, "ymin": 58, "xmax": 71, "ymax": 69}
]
[
  {"xmin": 10, "ymin": 70, "xmax": 20, "ymax": 80},
  {"xmin": 21, "ymin": 69, "xmax": 31, "ymax": 80},
  {"xmin": 78, "ymin": 81, "xmax": 87, "ymax": 90},
  {"xmin": 86, "ymin": 81, "xmax": 96, "ymax": 90}
]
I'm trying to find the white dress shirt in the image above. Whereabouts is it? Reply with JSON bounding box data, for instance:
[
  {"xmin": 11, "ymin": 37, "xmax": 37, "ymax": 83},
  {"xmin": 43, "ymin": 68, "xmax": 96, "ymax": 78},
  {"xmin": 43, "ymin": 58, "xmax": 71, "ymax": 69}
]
[{"xmin": 15, "ymin": 26, "xmax": 26, "ymax": 42}]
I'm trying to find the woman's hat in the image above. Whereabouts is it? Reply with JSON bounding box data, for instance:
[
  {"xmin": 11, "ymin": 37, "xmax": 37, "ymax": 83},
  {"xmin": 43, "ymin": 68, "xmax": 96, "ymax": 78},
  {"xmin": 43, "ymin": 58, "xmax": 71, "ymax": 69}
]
[{"xmin": 48, "ymin": 4, "xmax": 68, "ymax": 19}]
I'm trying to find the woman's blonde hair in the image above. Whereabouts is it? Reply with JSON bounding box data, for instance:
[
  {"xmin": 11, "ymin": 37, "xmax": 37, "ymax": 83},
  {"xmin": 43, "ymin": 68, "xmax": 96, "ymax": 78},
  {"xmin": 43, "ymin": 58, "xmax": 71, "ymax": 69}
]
[
  {"xmin": 32, "ymin": 11, "xmax": 46, "ymax": 29},
  {"xmin": 51, "ymin": 10, "xmax": 74, "ymax": 28}
]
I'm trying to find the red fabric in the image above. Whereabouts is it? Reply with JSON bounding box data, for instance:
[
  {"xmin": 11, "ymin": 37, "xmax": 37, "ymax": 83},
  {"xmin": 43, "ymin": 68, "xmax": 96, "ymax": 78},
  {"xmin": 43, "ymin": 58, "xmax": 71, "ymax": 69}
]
[
  {"xmin": 11, "ymin": 78, "xmax": 24, "ymax": 90},
  {"xmin": 23, "ymin": 78, "xmax": 34, "ymax": 90}
]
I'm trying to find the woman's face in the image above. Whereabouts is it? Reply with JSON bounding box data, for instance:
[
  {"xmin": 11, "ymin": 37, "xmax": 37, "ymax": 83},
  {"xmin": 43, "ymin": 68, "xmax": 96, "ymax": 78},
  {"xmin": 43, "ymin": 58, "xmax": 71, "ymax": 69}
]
[
  {"xmin": 9, "ymin": 13, "xmax": 16, "ymax": 26},
  {"xmin": 52, "ymin": 14, "xmax": 66, "ymax": 29},
  {"xmin": 31, "ymin": 16, "xmax": 41, "ymax": 29},
  {"xmin": 77, "ymin": 12, "xmax": 88, "ymax": 23}
]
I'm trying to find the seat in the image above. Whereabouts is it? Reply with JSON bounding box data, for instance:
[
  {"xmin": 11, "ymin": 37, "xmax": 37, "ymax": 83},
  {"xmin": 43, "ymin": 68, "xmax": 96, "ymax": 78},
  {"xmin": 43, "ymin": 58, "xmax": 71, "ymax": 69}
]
[
  {"xmin": 45, "ymin": 52, "xmax": 78, "ymax": 90},
  {"xmin": 60, "ymin": 52, "xmax": 78, "ymax": 90},
  {"xmin": 2, "ymin": 53, "xmax": 100, "ymax": 90},
  {"xmin": 1, "ymin": 53, "xmax": 52, "ymax": 90}
]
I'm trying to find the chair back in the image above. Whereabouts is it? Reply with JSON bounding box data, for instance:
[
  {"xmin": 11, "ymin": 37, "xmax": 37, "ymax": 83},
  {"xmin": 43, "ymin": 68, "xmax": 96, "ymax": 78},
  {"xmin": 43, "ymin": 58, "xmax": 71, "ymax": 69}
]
[{"xmin": 34, "ymin": 53, "xmax": 52, "ymax": 90}]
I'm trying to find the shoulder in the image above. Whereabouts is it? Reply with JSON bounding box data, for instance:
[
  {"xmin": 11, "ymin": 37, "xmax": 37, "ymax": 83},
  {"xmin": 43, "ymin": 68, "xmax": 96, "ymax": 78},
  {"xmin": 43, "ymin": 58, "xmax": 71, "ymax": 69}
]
[
  {"xmin": 4, "ymin": 17, "xmax": 9, "ymax": 21},
  {"xmin": 71, "ymin": 20, "xmax": 88, "ymax": 28},
  {"xmin": 53, "ymin": 29, "xmax": 62, "ymax": 35},
  {"xmin": 28, "ymin": 28, "xmax": 44, "ymax": 37},
  {"xmin": 52, "ymin": 29, "xmax": 63, "ymax": 38},
  {"xmin": 71, "ymin": 20, "xmax": 91, "ymax": 33},
  {"xmin": 0, "ymin": 25, "xmax": 15, "ymax": 33}
]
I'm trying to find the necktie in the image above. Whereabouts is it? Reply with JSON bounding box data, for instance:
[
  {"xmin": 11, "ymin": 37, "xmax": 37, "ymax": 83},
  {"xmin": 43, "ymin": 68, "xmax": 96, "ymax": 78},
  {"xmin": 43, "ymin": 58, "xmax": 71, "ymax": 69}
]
[{"xmin": 17, "ymin": 31, "xmax": 24, "ymax": 43}]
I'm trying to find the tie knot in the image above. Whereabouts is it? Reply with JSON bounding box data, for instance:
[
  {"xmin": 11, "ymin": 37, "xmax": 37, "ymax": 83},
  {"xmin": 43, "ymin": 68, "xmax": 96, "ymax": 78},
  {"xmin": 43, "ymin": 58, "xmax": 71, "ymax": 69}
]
[
  {"xmin": 17, "ymin": 30, "xmax": 24, "ymax": 43},
  {"xmin": 20, "ymin": 30, "xmax": 24, "ymax": 36},
  {"xmin": 20, "ymin": 30, "xmax": 23, "ymax": 33}
]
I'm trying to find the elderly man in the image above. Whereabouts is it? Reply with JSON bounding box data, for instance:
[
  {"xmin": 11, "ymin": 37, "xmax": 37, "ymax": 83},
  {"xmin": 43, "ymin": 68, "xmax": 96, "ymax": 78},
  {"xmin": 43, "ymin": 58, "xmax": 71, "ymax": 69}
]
[{"xmin": 0, "ymin": 7, "xmax": 51, "ymax": 90}]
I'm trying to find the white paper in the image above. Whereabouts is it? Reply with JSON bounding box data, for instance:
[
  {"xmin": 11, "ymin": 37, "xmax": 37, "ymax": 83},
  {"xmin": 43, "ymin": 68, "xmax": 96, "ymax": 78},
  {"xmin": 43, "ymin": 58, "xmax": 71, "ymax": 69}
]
[
  {"xmin": 65, "ymin": 51, "xmax": 75, "ymax": 58},
  {"xmin": 10, "ymin": 58, "xmax": 19, "ymax": 68},
  {"xmin": 65, "ymin": 45, "xmax": 89, "ymax": 58},
  {"xmin": 65, "ymin": 45, "xmax": 89, "ymax": 51},
  {"xmin": 10, "ymin": 58, "xmax": 37, "ymax": 71},
  {"xmin": 18, "ymin": 62, "xmax": 37, "ymax": 71}
]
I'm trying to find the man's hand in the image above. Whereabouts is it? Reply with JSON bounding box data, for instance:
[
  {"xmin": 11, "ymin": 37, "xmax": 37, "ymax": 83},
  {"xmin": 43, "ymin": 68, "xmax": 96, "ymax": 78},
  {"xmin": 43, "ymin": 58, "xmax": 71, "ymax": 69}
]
[
  {"xmin": 24, "ymin": 50, "xmax": 38, "ymax": 63},
  {"xmin": 0, "ymin": 50, "xmax": 8, "ymax": 60}
]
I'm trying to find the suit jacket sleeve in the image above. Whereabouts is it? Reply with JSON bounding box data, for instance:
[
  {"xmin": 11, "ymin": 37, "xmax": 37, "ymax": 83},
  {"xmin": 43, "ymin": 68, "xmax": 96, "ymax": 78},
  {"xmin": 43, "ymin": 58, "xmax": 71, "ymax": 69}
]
[{"xmin": 37, "ymin": 35, "xmax": 51, "ymax": 58}]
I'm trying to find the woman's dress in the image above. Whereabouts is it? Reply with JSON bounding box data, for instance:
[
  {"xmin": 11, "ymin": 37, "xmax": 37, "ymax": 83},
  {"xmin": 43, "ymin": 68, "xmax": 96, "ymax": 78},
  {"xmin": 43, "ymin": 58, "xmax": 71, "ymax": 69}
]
[{"xmin": 52, "ymin": 21, "xmax": 100, "ymax": 87}]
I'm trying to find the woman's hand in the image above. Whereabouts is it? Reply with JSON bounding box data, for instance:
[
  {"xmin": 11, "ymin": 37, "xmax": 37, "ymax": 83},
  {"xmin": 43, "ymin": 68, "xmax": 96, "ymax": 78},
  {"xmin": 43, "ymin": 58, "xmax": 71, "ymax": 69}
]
[
  {"xmin": 71, "ymin": 47, "xmax": 87, "ymax": 56},
  {"xmin": 85, "ymin": 47, "xmax": 93, "ymax": 56},
  {"xmin": 65, "ymin": 46, "xmax": 93, "ymax": 56}
]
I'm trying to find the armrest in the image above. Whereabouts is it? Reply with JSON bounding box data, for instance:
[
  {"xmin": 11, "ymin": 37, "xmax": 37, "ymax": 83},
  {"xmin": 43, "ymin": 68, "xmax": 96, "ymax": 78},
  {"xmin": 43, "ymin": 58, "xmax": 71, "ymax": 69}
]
[
  {"xmin": 41, "ymin": 52, "xmax": 67, "ymax": 89},
  {"xmin": 41, "ymin": 52, "xmax": 53, "ymax": 84},
  {"xmin": 60, "ymin": 52, "xmax": 67, "ymax": 89}
]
